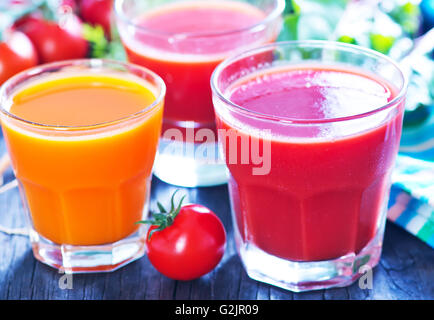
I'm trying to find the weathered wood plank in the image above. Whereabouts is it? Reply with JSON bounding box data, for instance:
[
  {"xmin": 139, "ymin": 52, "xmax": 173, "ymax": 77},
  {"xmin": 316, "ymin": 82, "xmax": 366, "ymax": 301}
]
[{"xmin": 0, "ymin": 176, "xmax": 432, "ymax": 300}]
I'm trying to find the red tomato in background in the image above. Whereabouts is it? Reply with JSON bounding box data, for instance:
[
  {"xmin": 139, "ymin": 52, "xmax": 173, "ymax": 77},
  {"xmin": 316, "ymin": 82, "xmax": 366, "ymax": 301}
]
[
  {"xmin": 0, "ymin": 30, "xmax": 38, "ymax": 85},
  {"xmin": 13, "ymin": 11, "xmax": 44, "ymax": 30},
  {"xmin": 80, "ymin": 0, "xmax": 113, "ymax": 38},
  {"xmin": 146, "ymin": 204, "xmax": 226, "ymax": 281},
  {"xmin": 16, "ymin": 14, "xmax": 88, "ymax": 63}
]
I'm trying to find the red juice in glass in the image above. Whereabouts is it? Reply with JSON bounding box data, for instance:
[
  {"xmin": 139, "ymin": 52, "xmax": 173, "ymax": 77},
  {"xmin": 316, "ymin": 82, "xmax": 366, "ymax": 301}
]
[
  {"xmin": 212, "ymin": 42, "xmax": 406, "ymax": 292},
  {"xmin": 115, "ymin": 0, "xmax": 284, "ymax": 187},
  {"xmin": 123, "ymin": 1, "xmax": 267, "ymax": 129}
]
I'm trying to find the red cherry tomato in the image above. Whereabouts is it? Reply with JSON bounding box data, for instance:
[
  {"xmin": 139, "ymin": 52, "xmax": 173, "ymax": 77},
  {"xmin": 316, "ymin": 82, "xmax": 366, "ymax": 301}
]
[
  {"xmin": 80, "ymin": 0, "xmax": 113, "ymax": 38},
  {"xmin": 0, "ymin": 30, "xmax": 38, "ymax": 85},
  {"xmin": 145, "ymin": 203, "xmax": 226, "ymax": 281},
  {"xmin": 13, "ymin": 11, "xmax": 43, "ymax": 30},
  {"xmin": 16, "ymin": 14, "xmax": 88, "ymax": 63}
]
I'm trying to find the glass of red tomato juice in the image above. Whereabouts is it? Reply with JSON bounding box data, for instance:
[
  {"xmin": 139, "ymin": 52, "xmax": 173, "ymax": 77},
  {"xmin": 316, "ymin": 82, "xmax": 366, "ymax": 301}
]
[
  {"xmin": 114, "ymin": 0, "xmax": 285, "ymax": 187},
  {"xmin": 211, "ymin": 41, "xmax": 407, "ymax": 291},
  {"xmin": 0, "ymin": 60, "xmax": 165, "ymax": 273}
]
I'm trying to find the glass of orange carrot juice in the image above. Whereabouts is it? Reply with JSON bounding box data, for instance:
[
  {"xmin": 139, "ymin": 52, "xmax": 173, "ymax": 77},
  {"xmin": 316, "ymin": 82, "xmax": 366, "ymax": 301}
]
[{"xmin": 0, "ymin": 59, "xmax": 165, "ymax": 273}]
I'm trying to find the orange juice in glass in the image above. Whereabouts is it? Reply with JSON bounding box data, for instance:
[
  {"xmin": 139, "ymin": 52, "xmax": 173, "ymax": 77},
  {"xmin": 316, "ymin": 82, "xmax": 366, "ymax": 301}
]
[{"xmin": 0, "ymin": 60, "xmax": 165, "ymax": 273}]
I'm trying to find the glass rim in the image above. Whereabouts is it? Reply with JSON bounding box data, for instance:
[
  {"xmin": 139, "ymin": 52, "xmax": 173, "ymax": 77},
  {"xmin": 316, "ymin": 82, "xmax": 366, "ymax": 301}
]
[
  {"xmin": 211, "ymin": 40, "xmax": 408, "ymax": 125},
  {"xmin": 114, "ymin": 0, "xmax": 286, "ymax": 39},
  {"xmin": 0, "ymin": 58, "xmax": 166, "ymax": 131}
]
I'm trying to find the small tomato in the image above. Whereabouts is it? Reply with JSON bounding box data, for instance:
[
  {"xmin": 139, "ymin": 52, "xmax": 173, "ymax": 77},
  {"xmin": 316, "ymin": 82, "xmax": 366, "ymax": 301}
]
[
  {"xmin": 0, "ymin": 30, "xmax": 38, "ymax": 85},
  {"xmin": 138, "ymin": 192, "xmax": 226, "ymax": 281}
]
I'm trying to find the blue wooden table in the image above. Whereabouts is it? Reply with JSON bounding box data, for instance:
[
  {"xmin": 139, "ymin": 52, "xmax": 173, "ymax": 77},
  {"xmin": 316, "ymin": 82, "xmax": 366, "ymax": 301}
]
[{"xmin": 0, "ymin": 168, "xmax": 433, "ymax": 300}]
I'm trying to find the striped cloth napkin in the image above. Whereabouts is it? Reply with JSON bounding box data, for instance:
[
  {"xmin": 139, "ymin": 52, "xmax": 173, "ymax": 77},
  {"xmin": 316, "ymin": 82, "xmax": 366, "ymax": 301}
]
[{"xmin": 388, "ymin": 111, "xmax": 434, "ymax": 248}]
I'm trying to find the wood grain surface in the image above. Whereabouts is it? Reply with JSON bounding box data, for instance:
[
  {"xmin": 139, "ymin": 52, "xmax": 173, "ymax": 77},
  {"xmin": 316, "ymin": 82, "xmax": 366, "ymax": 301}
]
[{"xmin": 0, "ymin": 170, "xmax": 433, "ymax": 300}]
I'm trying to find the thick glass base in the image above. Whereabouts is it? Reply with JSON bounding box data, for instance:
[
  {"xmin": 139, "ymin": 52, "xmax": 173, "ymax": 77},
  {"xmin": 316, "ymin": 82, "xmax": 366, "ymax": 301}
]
[
  {"xmin": 235, "ymin": 227, "xmax": 383, "ymax": 292},
  {"xmin": 29, "ymin": 226, "xmax": 146, "ymax": 273},
  {"xmin": 153, "ymin": 137, "xmax": 228, "ymax": 187}
]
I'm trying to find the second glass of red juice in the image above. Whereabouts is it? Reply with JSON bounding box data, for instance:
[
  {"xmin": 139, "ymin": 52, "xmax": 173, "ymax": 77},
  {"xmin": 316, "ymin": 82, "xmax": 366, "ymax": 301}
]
[
  {"xmin": 115, "ymin": 0, "xmax": 284, "ymax": 187},
  {"xmin": 211, "ymin": 41, "xmax": 407, "ymax": 291}
]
